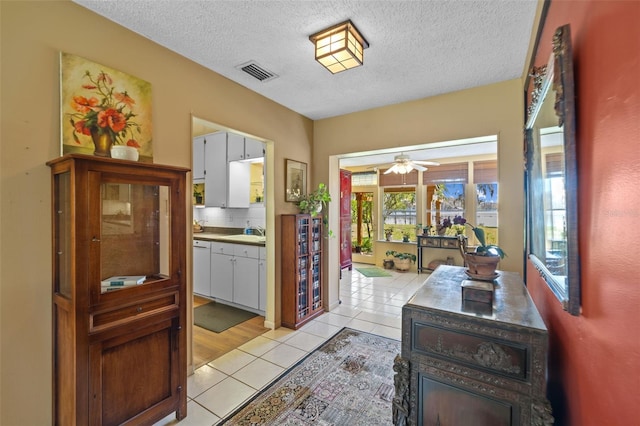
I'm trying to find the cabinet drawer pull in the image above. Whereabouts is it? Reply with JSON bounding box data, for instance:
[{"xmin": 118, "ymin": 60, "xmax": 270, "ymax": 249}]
[{"xmin": 136, "ymin": 306, "xmax": 143, "ymax": 312}]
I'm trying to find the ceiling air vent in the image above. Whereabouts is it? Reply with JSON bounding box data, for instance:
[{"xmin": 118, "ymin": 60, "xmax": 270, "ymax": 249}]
[{"xmin": 236, "ymin": 61, "xmax": 278, "ymax": 82}]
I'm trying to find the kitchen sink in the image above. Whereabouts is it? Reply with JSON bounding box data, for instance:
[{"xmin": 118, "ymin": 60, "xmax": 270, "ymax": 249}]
[{"xmin": 217, "ymin": 234, "xmax": 266, "ymax": 243}]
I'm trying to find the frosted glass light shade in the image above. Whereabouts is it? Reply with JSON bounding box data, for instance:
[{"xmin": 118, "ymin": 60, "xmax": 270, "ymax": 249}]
[{"xmin": 310, "ymin": 20, "xmax": 369, "ymax": 74}]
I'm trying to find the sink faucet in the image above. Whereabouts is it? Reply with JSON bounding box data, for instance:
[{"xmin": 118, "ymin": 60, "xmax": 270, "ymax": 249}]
[{"xmin": 252, "ymin": 225, "xmax": 265, "ymax": 236}]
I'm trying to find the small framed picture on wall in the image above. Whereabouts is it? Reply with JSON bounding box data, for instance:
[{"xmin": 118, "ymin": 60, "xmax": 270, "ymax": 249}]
[{"xmin": 285, "ymin": 159, "xmax": 307, "ymax": 202}]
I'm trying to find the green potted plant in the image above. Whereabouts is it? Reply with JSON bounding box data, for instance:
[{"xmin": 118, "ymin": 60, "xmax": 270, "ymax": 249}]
[
  {"xmin": 193, "ymin": 188, "xmax": 203, "ymax": 204},
  {"xmin": 385, "ymin": 250, "xmax": 417, "ymax": 271},
  {"xmin": 461, "ymin": 223, "xmax": 506, "ymax": 279},
  {"xmin": 297, "ymin": 183, "xmax": 331, "ymax": 216}
]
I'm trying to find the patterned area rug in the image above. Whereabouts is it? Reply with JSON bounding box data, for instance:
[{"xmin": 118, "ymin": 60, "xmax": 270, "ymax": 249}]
[{"xmin": 222, "ymin": 328, "xmax": 400, "ymax": 425}]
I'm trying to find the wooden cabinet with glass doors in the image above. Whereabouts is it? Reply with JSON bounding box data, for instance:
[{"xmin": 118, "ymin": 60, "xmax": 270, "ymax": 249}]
[
  {"xmin": 281, "ymin": 214, "xmax": 324, "ymax": 329},
  {"xmin": 48, "ymin": 154, "xmax": 188, "ymax": 425}
]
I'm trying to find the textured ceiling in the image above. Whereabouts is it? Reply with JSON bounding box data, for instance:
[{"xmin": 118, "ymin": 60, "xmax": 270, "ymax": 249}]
[{"xmin": 73, "ymin": 0, "xmax": 538, "ymax": 121}]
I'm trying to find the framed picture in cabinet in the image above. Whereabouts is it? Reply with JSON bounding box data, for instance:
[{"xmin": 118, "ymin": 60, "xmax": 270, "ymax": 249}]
[{"xmin": 285, "ymin": 159, "xmax": 307, "ymax": 202}]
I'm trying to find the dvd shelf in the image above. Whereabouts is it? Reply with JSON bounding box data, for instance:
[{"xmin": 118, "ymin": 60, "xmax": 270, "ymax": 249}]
[{"xmin": 281, "ymin": 214, "xmax": 324, "ymax": 329}]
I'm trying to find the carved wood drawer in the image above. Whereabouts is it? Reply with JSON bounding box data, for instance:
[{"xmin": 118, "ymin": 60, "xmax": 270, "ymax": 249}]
[
  {"xmin": 441, "ymin": 238, "xmax": 460, "ymax": 249},
  {"xmin": 90, "ymin": 292, "xmax": 179, "ymax": 332},
  {"xmin": 424, "ymin": 237, "xmax": 441, "ymax": 248},
  {"xmin": 412, "ymin": 322, "xmax": 528, "ymax": 381}
]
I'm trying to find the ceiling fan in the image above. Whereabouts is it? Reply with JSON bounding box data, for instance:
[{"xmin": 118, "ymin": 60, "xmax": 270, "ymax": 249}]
[{"xmin": 383, "ymin": 153, "xmax": 440, "ymax": 174}]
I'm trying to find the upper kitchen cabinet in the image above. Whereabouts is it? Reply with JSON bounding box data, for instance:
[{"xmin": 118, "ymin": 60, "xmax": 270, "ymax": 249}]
[
  {"xmin": 193, "ymin": 136, "xmax": 206, "ymax": 181},
  {"xmin": 203, "ymin": 132, "xmax": 228, "ymax": 207},
  {"xmin": 193, "ymin": 131, "xmax": 264, "ymax": 208},
  {"xmin": 227, "ymin": 134, "xmax": 265, "ymax": 161}
]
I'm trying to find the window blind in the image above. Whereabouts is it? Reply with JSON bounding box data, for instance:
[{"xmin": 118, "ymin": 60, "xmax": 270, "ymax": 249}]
[
  {"xmin": 422, "ymin": 162, "xmax": 468, "ymax": 184},
  {"xmin": 473, "ymin": 160, "xmax": 498, "ymax": 183},
  {"xmin": 545, "ymin": 152, "xmax": 564, "ymax": 177}
]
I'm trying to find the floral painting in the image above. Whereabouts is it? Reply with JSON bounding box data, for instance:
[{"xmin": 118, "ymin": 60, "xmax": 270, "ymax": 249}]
[{"xmin": 60, "ymin": 52, "xmax": 153, "ymax": 162}]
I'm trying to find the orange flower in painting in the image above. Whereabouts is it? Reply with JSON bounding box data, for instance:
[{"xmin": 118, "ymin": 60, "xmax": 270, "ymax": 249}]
[
  {"xmin": 97, "ymin": 109, "xmax": 127, "ymax": 132},
  {"xmin": 96, "ymin": 71, "xmax": 112, "ymax": 85},
  {"xmin": 73, "ymin": 120, "xmax": 92, "ymax": 136},
  {"xmin": 71, "ymin": 96, "xmax": 99, "ymax": 114},
  {"xmin": 68, "ymin": 70, "xmax": 142, "ymax": 148},
  {"xmin": 114, "ymin": 91, "xmax": 135, "ymax": 109}
]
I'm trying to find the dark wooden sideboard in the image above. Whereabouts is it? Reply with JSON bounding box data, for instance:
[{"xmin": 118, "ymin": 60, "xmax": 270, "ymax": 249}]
[
  {"xmin": 416, "ymin": 235, "xmax": 464, "ymax": 273},
  {"xmin": 395, "ymin": 265, "xmax": 553, "ymax": 426}
]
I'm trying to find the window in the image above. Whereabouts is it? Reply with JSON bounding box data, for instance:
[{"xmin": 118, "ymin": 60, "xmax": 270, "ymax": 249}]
[
  {"xmin": 382, "ymin": 188, "xmax": 416, "ymax": 241},
  {"xmin": 351, "ymin": 192, "xmax": 374, "ymax": 253},
  {"xmin": 544, "ymin": 152, "xmax": 566, "ymax": 274},
  {"xmin": 423, "ymin": 162, "xmax": 468, "ymax": 233},
  {"xmin": 474, "ymin": 160, "xmax": 499, "ymax": 246}
]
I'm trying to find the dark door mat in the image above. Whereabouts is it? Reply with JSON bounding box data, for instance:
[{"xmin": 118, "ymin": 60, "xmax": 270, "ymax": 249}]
[{"xmin": 194, "ymin": 302, "xmax": 258, "ymax": 333}]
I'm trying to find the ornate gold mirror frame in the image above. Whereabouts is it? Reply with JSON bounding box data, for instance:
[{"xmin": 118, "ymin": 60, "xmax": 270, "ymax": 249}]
[{"xmin": 525, "ymin": 24, "xmax": 580, "ymax": 315}]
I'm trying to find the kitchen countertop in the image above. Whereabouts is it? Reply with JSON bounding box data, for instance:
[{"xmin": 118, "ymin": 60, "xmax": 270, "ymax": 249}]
[{"xmin": 194, "ymin": 232, "xmax": 266, "ymax": 247}]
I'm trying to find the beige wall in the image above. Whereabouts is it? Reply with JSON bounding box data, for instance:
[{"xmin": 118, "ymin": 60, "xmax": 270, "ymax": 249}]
[
  {"xmin": 314, "ymin": 80, "xmax": 525, "ymax": 308},
  {"xmin": 1, "ymin": 2, "xmax": 525, "ymax": 424},
  {"xmin": 0, "ymin": 2, "xmax": 310, "ymax": 424}
]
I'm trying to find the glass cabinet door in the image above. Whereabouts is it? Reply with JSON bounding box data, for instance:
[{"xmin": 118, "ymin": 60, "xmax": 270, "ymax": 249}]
[
  {"xmin": 296, "ymin": 216, "xmax": 310, "ymax": 319},
  {"xmin": 92, "ymin": 175, "xmax": 172, "ymax": 299}
]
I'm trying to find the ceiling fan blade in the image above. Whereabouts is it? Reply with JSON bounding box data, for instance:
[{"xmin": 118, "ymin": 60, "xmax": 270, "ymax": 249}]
[
  {"xmin": 413, "ymin": 160, "xmax": 440, "ymax": 166},
  {"xmin": 413, "ymin": 164, "xmax": 427, "ymax": 171},
  {"xmin": 383, "ymin": 165, "xmax": 397, "ymax": 174}
]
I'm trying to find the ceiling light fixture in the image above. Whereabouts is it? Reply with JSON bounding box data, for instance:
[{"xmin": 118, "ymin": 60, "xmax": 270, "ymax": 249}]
[
  {"xmin": 309, "ymin": 20, "xmax": 369, "ymax": 74},
  {"xmin": 384, "ymin": 154, "xmax": 440, "ymax": 174}
]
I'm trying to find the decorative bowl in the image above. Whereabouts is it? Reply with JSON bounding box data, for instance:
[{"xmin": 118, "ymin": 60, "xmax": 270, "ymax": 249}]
[{"xmin": 110, "ymin": 145, "xmax": 139, "ymax": 161}]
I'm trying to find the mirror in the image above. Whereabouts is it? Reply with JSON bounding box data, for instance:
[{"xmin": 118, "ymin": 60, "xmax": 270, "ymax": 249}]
[{"xmin": 525, "ymin": 24, "xmax": 580, "ymax": 315}]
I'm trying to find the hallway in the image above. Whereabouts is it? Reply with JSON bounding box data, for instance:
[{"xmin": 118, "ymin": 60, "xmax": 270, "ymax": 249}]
[{"xmin": 156, "ymin": 264, "xmax": 427, "ymax": 425}]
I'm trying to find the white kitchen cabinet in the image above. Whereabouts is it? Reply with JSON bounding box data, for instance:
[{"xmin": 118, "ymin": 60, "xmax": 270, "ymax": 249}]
[
  {"xmin": 226, "ymin": 132, "xmax": 246, "ymax": 161},
  {"xmin": 203, "ymin": 132, "xmax": 227, "ymax": 207},
  {"xmin": 193, "ymin": 136, "xmax": 206, "ymax": 181},
  {"xmin": 227, "ymin": 134, "xmax": 264, "ymax": 161},
  {"xmin": 193, "ymin": 131, "xmax": 259, "ymax": 208},
  {"xmin": 210, "ymin": 242, "xmax": 234, "ymax": 301},
  {"xmin": 233, "ymin": 245, "xmax": 260, "ymax": 309},
  {"xmin": 259, "ymin": 247, "xmax": 267, "ymax": 312},
  {"xmin": 210, "ymin": 242, "xmax": 262, "ymax": 311},
  {"xmin": 191, "ymin": 132, "xmax": 227, "ymax": 207},
  {"xmin": 244, "ymin": 137, "xmax": 265, "ymax": 160},
  {"xmin": 227, "ymin": 161, "xmax": 250, "ymax": 208},
  {"xmin": 193, "ymin": 240, "xmax": 211, "ymax": 296}
]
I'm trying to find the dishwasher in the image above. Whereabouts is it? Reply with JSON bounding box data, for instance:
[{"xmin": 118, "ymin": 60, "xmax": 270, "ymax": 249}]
[{"xmin": 193, "ymin": 240, "xmax": 211, "ymax": 297}]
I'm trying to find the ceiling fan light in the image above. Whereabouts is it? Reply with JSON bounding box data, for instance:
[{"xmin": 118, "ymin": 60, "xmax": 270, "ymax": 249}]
[{"xmin": 310, "ymin": 20, "xmax": 369, "ymax": 74}]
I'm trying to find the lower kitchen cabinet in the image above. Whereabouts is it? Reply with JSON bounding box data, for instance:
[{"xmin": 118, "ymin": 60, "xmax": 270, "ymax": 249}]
[
  {"xmin": 209, "ymin": 241, "xmax": 263, "ymax": 312},
  {"xmin": 233, "ymin": 245, "xmax": 260, "ymax": 308},
  {"xmin": 259, "ymin": 247, "xmax": 267, "ymax": 312},
  {"xmin": 193, "ymin": 240, "xmax": 211, "ymax": 296},
  {"xmin": 210, "ymin": 242, "xmax": 234, "ymax": 301}
]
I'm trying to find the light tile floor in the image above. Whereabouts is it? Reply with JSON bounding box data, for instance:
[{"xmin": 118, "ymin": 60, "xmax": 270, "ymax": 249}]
[{"xmin": 156, "ymin": 263, "xmax": 428, "ymax": 425}]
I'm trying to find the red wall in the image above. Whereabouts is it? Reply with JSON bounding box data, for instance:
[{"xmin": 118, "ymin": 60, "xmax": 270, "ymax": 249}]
[{"xmin": 526, "ymin": 1, "xmax": 640, "ymax": 425}]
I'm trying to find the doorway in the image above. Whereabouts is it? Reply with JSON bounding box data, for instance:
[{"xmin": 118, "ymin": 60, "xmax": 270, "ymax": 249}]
[
  {"xmin": 333, "ymin": 136, "xmax": 499, "ymax": 301},
  {"xmin": 351, "ymin": 190, "xmax": 375, "ymax": 263},
  {"xmin": 190, "ymin": 115, "xmax": 275, "ymax": 368}
]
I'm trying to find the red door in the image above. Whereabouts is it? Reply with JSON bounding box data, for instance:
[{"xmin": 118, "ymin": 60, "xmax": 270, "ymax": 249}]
[{"xmin": 340, "ymin": 170, "xmax": 352, "ymax": 271}]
